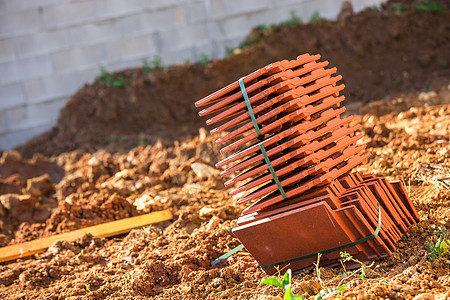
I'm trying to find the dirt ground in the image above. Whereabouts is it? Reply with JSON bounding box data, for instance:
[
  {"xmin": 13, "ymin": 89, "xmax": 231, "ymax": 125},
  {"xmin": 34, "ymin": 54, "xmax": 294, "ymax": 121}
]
[{"xmin": 1, "ymin": 1, "xmax": 450, "ymax": 299}]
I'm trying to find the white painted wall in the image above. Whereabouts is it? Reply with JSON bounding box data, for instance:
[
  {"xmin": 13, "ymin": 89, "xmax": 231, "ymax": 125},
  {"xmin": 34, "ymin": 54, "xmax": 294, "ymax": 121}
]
[{"xmin": 0, "ymin": 0, "xmax": 384, "ymax": 150}]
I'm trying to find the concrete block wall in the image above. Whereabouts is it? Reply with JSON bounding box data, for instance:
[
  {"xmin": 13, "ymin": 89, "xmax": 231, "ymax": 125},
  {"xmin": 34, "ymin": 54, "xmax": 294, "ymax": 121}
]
[{"xmin": 0, "ymin": 0, "xmax": 384, "ymax": 150}]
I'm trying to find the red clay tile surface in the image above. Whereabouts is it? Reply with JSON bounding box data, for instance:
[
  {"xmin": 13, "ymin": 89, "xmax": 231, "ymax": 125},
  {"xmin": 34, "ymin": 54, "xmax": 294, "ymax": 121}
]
[{"xmin": 196, "ymin": 53, "xmax": 420, "ymax": 273}]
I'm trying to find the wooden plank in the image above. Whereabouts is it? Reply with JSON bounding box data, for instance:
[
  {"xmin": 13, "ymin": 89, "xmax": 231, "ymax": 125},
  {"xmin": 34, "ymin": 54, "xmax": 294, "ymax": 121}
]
[{"xmin": 0, "ymin": 209, "xmax": 173, "ymax": 263}]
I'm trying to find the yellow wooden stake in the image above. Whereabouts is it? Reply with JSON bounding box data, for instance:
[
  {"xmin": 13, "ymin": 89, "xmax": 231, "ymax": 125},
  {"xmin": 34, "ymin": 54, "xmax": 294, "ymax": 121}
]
[{"xmin": 0, "ymin": 209, "xmax": 173, "ymax": 263}]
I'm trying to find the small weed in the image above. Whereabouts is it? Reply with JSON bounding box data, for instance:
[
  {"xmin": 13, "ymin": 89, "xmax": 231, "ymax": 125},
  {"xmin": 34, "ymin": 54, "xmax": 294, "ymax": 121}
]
[
  {"xmin": 262, "ymin": 266, "xmax": 347, "ymax": 300},
  {"xmin": 309, "ymin": 11, "xmax": 324, "ymax": 23},
  {"xmin": 315, "ymin": 285, "xmax": 347, "ymax": 300},
  {"xmin": 371, "ymin": 5, "xmax": 380, "ymax": 11},
  {"xmin": 151, "ymin": 55, "xmax": 163, "ymax": 70},
  {"xmin": 339, "ymin": 251, "xmax": 374, "ymax": 282},
  {"xmin": 122, "ymin": 272, "xmax": 131, "ymax": 280},
  {"xmin": 80, "ymin": 249, "xmax": 84, "ymax": 255},
  {"xmin": 97, "ymin": 67, "xmax": 126, "ymax": 88},
  {"xmin": 262, "ymin": 252, "xmax": 371, "ymax": 299},
  {"xmin": 256, "ymin": 24, "xmax": 267, "ymax": 31},
  {"xmin": 109, "ymin": 134, "xmax": 124, "ymax": 142},
  {"xmin": 141, "ymin": 58, "xmax": 151, "ymax": 74},
  {"xmin": 412, "ymin": 0, "xmax": 444, "ymax": 13},
  {"xmin": 238, "ymin": 35, "xmax": 259, "ymax": 49},
  {"xmin": 441, "ymin": 60, "xmax": 449, "ymax": 68},
  {"xmin": 313, "ymin": 253, "xmax": 324, "ymax": 286},
  {"xmin": 262, "ymin": 252, "xmax": 374, "ymax": 300},
  {"xmin": 262, "ymin": 269, "xmax": 304, "ymax": 300},
  {"xmin": 392, "ymin": 3, "xmax": 404, "ymax": 12},
  {"xmin": 141, "ymin": 55, "xmax": 164, "ymax": 73},
  {"xmin": 112, "ymin": 76, "xmax": 125, "ymax": 88},
  {"xmin": 314, "ymin": 253, "xmax": 350, "ymax": 299},
  {"xmin": 197, "ymin": 53, "xmax": 209, "ymax": 66},
  {"xmin": 281, "ymin": 10, "xmax": 302, "ymax": 26},
  {"xmin": 184, "ymin": 59, "xmax": 192, "ymax": 65},
  {"xmin": 85, "ymin": 284, "xmax": 91, "ymax": 292},
  {"xmin": 97, "ymin": 67, "xmax": 113, "ymax": 86},
  {"xmin": 137, "ymin": 135, "xmax": 147, "ymax": 146},
  {"xmin": 428, "ymin": 229, "xmax": 450, "ymax": 260},
  {"xmin": 225, "ymin": 46, "xmax": 234, "ymax": 56}
]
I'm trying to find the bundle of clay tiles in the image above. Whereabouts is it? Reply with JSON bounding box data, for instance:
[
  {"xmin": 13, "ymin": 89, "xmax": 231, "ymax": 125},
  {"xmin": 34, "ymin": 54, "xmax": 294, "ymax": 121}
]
[{"xmin": 194, "ymin": 54, "xmax": 420, "ymax": 275}]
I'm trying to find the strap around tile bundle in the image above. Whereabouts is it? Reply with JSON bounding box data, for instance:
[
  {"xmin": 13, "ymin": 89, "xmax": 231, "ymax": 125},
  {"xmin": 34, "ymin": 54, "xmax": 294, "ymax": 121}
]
[
  {"xmin": 210, "ymin": 244, "xmax": 245, "ymax": 265},
  {"xmin": 260, "ymin": 203, "xmax": 383, "ymax": 270},
  {"xmin": 239, "ymin": 77, "xmax": 262, "ymax": 136},
  {"xmin": 259, "ymin": 142, "xmax": 287, "ymax": 199}
]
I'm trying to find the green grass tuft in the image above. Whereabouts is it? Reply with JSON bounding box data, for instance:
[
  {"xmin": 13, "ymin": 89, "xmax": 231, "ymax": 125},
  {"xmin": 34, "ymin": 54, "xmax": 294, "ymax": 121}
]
[{"xmin": 412, "ymin": 0, "xmax": 444, "ymax": 13}]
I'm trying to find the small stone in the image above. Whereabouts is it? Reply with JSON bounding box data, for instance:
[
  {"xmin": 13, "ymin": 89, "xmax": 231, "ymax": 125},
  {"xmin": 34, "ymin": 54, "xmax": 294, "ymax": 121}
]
[
  {"xmin": 418, "ymin": 91, "xmax": 437, "ymax": 101},
  {"xmin": 373, "ymin": 123, "xmax": 390, "ymax": 137},
  {"xmin": 402, "ymin": 286, "xmax": 418, "ymax": 296},
  {"xmin": 133, "ymin": 194, "xmax": 155, "ymax": 210},
  {"xmin": 392, "ymin": 284, "xmax": 403, "ymax": 292},
  {"xmin": 211, "ymin": 277, "xmax": 226, "ymax": 288},
  {"xmin": 0, "ymin": 233, "xmax": 9, "ymax": 247},
  {"xmin": 154, "ymin": 195, "xmax": 168, "ymax": 203},
  {"xmin": 153, "ymin": 184, "xmax": 164, "ymax": 192},
  {"xmin": 190, "ymin": 162, "xmax": 218, "ymax": 180},
  {"xmin": 0, "ymin": 194, "xmax": 19, "ymax": 211},
  {"xmin": 296, "ymin": 280, "xmax": 322, "ymax": 296},
  {"xmin": 26, "ymin": 173, "xmax": 54, "ymax": 197},
  {"xmin": 149, "ymin": 161, "xmax": 169, "ymax": 175},
  {"xmin": 412, "ymin": 293, "xmax": 435, "ymax": 300},
  {"xmin": 199, "ymin": 128, "xmax": 208, "ymax": 142},
  {"xmin": 371, "ymin": 285, "xmax": 388, "ymax": 297},
  {"xmin": 199, "ymin": 207, "xmax": 215, "ymax": 218},
  {"xmin": 48, "ymin": 268, "xmax": 58, "ymax": 278},
  {"xmin": 114, "ymin": 169, "xmax": 131, "ymax": 179},
  {"xmin": 184, "ymin": 183, "xmax": 203, "ymax": 193},
  {"xmin": 206, "ymin": 216, "xmax": 220, "ymax": 231},
  {"xmin": 0, "ymin": 150, "xmax": 22, "ymax": 163}
]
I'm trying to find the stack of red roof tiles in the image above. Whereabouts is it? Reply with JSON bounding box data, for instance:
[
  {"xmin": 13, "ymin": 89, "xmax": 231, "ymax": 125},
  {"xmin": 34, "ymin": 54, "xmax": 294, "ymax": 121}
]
[{"xmin": 194, "ymin": 54, "xmax": 419, "ymax": 275}]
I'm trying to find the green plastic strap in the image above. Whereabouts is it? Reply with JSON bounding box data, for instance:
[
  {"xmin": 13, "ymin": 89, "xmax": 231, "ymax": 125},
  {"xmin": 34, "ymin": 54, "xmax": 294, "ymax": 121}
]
[
  {"xmin": 211, "ymin": 244, "xmax": 245, "ymax": 266},
  {"xmin": 261, "ymin": 203, "xmax": 382, "ymax": 270},
  {"xmin": 259, "ymin": 142, "xmax": 287, "ymax": 199},
  {"xmin": 239, "ymin": 77, "xmax": 262, "ymax": 136}
]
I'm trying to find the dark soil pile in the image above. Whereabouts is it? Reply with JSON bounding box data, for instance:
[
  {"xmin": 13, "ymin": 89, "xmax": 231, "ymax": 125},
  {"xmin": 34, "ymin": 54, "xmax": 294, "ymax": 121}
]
[{"xmin": 16, "ymin": 0, "xmax": 450, "ymax": 157}]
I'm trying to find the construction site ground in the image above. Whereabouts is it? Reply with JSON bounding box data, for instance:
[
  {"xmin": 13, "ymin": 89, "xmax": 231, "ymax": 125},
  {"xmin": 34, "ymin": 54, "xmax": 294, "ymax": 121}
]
[{"xmin": 0, "ymin": 1, "xmax": 449, "ymax": 299}]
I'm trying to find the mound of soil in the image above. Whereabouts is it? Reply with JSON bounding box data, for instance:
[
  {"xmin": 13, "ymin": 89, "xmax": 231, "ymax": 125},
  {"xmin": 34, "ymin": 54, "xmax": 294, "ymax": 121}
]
[{"xmin": 16, "ymin": 0, "xmax": 449, "ymax": 157}]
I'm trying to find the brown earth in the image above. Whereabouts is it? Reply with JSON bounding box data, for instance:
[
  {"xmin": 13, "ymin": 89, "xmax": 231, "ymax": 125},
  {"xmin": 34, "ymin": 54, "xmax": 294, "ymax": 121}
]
[
  {"xmin": 0, "ymin": 1, "xmax": 449, "ymax": 299},
  {"xmin": 0, "ymin": 88, "xmax": 448, "ymax": 300}
]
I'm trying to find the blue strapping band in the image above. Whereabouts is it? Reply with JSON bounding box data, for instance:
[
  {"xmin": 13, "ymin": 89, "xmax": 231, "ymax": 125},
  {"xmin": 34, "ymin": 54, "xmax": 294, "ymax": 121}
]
[
  {"xmin": 211, "ymin": 244, "xmax": 245, "ymax": 265},
  {"xmin": 239, "ymin": 77, "xmax": 262, "ymax": 136},
  {"xmin": 259, "ymin": 142, "xmax": 287, "ymax": 199}
]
